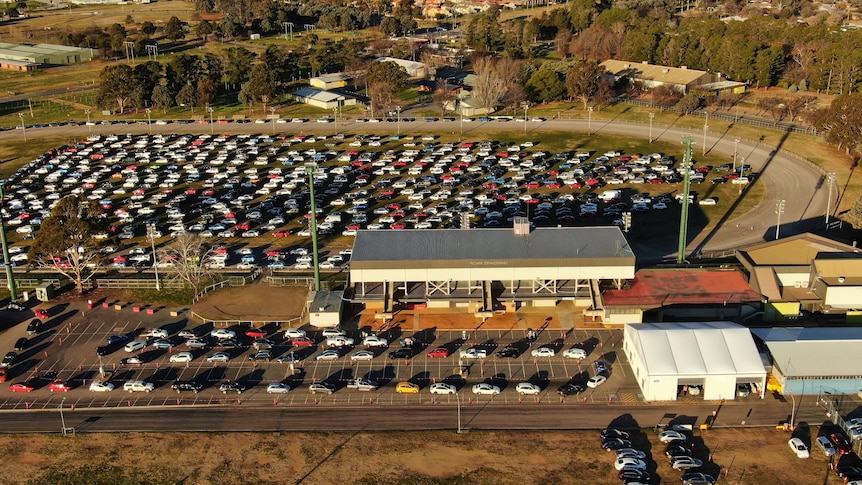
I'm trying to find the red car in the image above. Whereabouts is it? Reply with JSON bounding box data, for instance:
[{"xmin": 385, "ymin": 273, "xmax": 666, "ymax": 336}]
[
  {"xmin": 48, "ymin": 380, "xmax": 71, "ymax": 392},
  {"xmin": 273, "ymin": 230, "xmax": 291, "ymax": 237},
  {"xmin": 830, "ymin": 432, "xmax": 852, "ymax": 454},
  {"xmin": 292, "ymin": 337, "xmax": 314, "ymax": 347},
  {"xmin": 245, "ymin": 328, "xmax": 268, "ymax": 339},
  {"xmin": 427, "ymin": 347, "xmax": 450, "ymax": 358},
  {"xmin": 33, "ymin": 308, "xmax": 49, "ymax": 320},
  {"xmin": 9, "ymin": 382, "xmax": 34, "ymax": 393}
]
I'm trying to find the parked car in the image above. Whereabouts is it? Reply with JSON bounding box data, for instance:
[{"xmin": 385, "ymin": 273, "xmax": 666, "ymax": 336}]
[
  {"xmin": 171, "ymin": 381, "xmax": 203, "ymax": 393},
  {"xmin": 515, "ymin": 382, "xmax": 541, "ymax": 396},
  {"xmin": 26, "ymin": 319, "xmax": 41, "ymax": 335},
  {"xmin": 13, "ymin": 337, "xmax": 27, "ymax": 351},
  {"xmin": 266, "ymin": 382, "xmax": 291, "ymax": 394},
  {"xmin": 219, "ymin": 382, "xmax": 247, "ymax": 394},
  {"xmin": 248, "ymin": 351, "xmax": 272, "ymax": 362},
  {"xmin": 788, "ymin": 437, "xmax": 810, "ymax": 458},
  {"xmin": 427, "ymin": 347, "xmax": 450, "ymax": 358},
  {"xmin": 558, "ymin": 383, "xmax": 585, "ymax": 396},
  {"xmin": 124, "ymin": 340, "xmax": 147, "ymax": 352},
  {"xmin": 210, "ymin": 329, "xmax": 237, "ymax": 340},
  {"xmin": 205, "ymin": 352, "xmax": 231, "ymax": 362},
  {"xmin": 495, "ymin": 346, "xmax": 519, "ymax": 358},
  {"xmin": 830, "ymin": 432, "xmax": 852, "ymax": 454},
  {"xmin": 614, "ymin": 457, "xmax": 646, "ymax": 471},
  {"xmin": 123, "ymin": 380, "xmax": 155, "ymax": 393},
  {"xmin": 362, "ymin": 336, "xmax": 388, "ymax": 347},
  {"xmin": 169, "ymin": 352, "xmax": 194, "ymax": 363},
  {"xmin": 587, "ymin": 375, "xmax": 607, "ymax": 388},
  {"xmin": 459, "ymin": 348, "xmax": 487, "ymax": 359},
  {"xmin": 106, "ymin": 334, "xmax": 130, "ymax": 345},
  {"xmin": 9, "ymin": 382, "xmax": 34, "ymax": 392},
  {"xmin": 601, "ymin": 429, "xmax": 630, "ymax": 440},
  {"xmin": 658, "ymin": 430, "xmax": 688, "ymax": 443},
  {"xmin": 601, "ymin": 438, "xmax": 632, "ymax": 451},
  {"xmin": 308, "ymin": 382, "xmax": 335, "ymax": 395},
  {"xmin": 388, "ymin": 348, "xmax": 413, "ymax": 359},
  {"xmin": 562, "ymin": 348, "xmax": 587, "ymax": 359},
  {"xmin": 429, "ymin": 383, "xmax": 457, "ymax": 395},
  {"xmin": 395, "ymin": 382, "xmax": 420, "ymax": 394},
  {"xmin": 315, "ymin": 350, "xmax": 341, "ymax": 361},
  {"xmin": 530, "ymin": 347, "xmax": 555, "ymax": 358},
  {"xmin": 48, "ymin": 380, "xmax": 71, "ymax": 392},
  {"xmin": 681, "ymin": 473, "xmax": 716, "ymax": 485},
  {"xmin": 815, "ymin": 435, "xmax": 837, "ymax": 456},
  {"xmin": 89, "ymin": 381, "xmax": 115, "ymax": 392},
  {"xmin": 471, "ymin": 383, "xmax": 501, "ymax": 395},
  {"xmin": 615, "ymin": 448, "xmax": 645, "ymax": 460},
  {"xmin": 672, "ymin": 456, "xmax": 704, "ymax": 471},
  {"xmin": 1, "ymin": 351, "xmax": 17, "ymax": 368},
  {"xmin": 346, "ymin": 379, "xmax": 378, "ymax": 391}
]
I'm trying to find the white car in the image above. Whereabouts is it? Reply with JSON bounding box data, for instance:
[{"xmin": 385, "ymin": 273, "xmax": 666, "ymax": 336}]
[
  {"xmin": 169, "ymin": 352, "xmax": 194, "ymax": 363},
  {"xmin": 210, "ymin": 329, "xmax": 236, "ymax": 340},
  {"xmin": 266, "ymin": 382, "xmax": 291, "ymax": 394},
  {"xmin": 429, "ymin": 383, "xmax": 457, "ymax": 395},
  {"xmin": 671, "ymin": 456, "xmax": 704, "ymax": 471},
  {"xmin": 141, "ymin": 328, "xmax": 169, "ymax": 339},
  {"xmin": 322, "ymin": 328, "xmax": 346, "ymax": 338},
  {"xmin": 562, "ymin": 348, "xmax": 587, "ymax": 359},
  {"xmin": 788, "ymin": 437, "xmax": 809, "ymax": 458},
  {"xmin": 587, "ymin": 375, "xmax": 608, "ymax": 388},
  {"xmin": 616, "ymin": 448, "xmax": 646, "ymax": 460},
  {"xmin": 472, "ymin": 383, "xmax": 501, "ymax": 395},
  {"xmin": 89, "ymin": 381, "xmax": 115, "ymax": 392},
  {"xmin": 459, "ymin": 348, "xmax": 487, "ymax": 359},
  {"xmin": 530, "ymin": 347, "xmax": 555, "ymax": 358},
  {"xmin": 658, "ymin": 430, "xmax": 687, "ymax": 443},
  {"xmin": 315, "ymin": 350, "xmax": 341, "ymax": 361},
  {"xmin": 205, "ymin": 352, "xmax": 230, "ymax": 362},
  {"xmin": 284, "ymin": 328, "xmax": 307, "ymax": 339},
  {"xmin": 698, "ymin": 198, "xmax": 717, "ymax": 206},
  {"xmin": 363, "ymin": 336, "xmax": 388, "ymax": 347},
  {"xmin": 124, "ymin": 340, "xmax": 147, "ymax": 352},
  {"xmin": 515, "ymin": 382, "xmax": 541, "ymax": 396},
  {"xmin": 614, "ymin": 457, "xmax": 646, "ymax": 471},
  {"xmin": 350, "ymin": 350, "xmax": 375, "ymax": 361}
]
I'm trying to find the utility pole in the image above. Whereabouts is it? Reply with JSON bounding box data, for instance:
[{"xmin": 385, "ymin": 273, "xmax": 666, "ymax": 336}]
[
  {"xmin": 207, "ymin": 106, "xmax": 214, "ymax": 135},
  {"xmin": 677, "ymin": 136, "xmax": 694, "ymax": 265},
  {"xmin": 702, "ymin": 111, "xmax": 709, "ymax": 156},
  {"xmin": 522, "ymin": 101, "xmax": 529, "ymax": 134},
  {"xmin": 305, "ymin": 162, "xmax": 321, "ymax": 291},
  {"xmin": 733, "ymin": 137, "xmax": 739, "ymax": 171},
  {"xmin": 775, "ymin": 199, "xmax": 785, "ymax": 240},
  {"xmin": 85, "ymin": 108, "xmax": 91, "ymax": 134},
  {"xmin": 648, "ymin": 112, "xmax": 655, "ymax": 143},
  {"xmin": 18, "ymin": 113, "xmax": 26, "ymax": 141},
  {"xmin": 825, "ymin": 173, "xmax": 836, "ymax": 225},
  {"xmin": 0, "ymin": 181, "xmax": 18, "ymax": 300},
  {"xmin": 587, "ymin": 106, "xmax": 593, "ymax": 136},
  {"xmin": 145, "ymin": 108, "xmax": 151, "ymax": 134},
  {"xmin": 396, "ymin": 106, "xmax": 402, "ymax": 136},
  {"xmin": 147, "ymin": 223, "xmax": 160, "ymax": 291}
]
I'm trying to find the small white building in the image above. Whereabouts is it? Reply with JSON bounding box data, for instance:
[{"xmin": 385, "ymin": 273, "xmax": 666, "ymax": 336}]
[
  {"xmin": 375, "ymin": 56, "xmax": 427, "ymax": 78},
  {"xmin": 290, "ymin": 87, "xmax": 356, "ymax": 110},
  {"xmin": 307, "ymin": 290, "xmax": 344, "ymax": 328},
  {"xmin": 624, "ymin": 321, "xmax": 766, "ymax": 401}
]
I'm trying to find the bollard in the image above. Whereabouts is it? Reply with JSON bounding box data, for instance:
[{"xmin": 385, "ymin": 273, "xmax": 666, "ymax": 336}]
[
  {"xmin": 58, "ymin": 337, "xmax": 62, "ymax": 345},
  {"xmin": 273, "ymin": 399, "xmax": 278, "ymax": 405},
  {"xmin": 70, "ymin": 404, "xmax": 74, "ymax": 411},
  {"xmin": 518, "ymin": 397, "xmax": 522, "ymax": 404},
  {"xmin": 237, "ymin": 399, "xmax": 241, "ymax": 405},
  {"xmin": 44, "ymin": 351, "xmax": 48, "ymax": 358},
  {"xmin": 177, "ymin": 399, "xmax": 181, "ymax": 405},
  {"xmin": 66, "ymin": 327, "xmax": 70, "ymax": 333},
  {"xmin": 583, "ymin": 397, "xmax": 587, "ymax": 403},
  {"xmin": 404, "ymin": 360, "xmax": 408, "ymax": 366},
  {"xmin": 368, "ymin": 398, "xmax": 373, "ymax": 405},
  {"xmin": 314, "ymin": 398, "xmax": 319, "ymax": 405},
  {"xmin": 25, "ymin": 402, "xmax": 30, "ymax": 409},
  {"xmin": 127, "ymin": 400, "xmax": 131, "ymax": 406}
]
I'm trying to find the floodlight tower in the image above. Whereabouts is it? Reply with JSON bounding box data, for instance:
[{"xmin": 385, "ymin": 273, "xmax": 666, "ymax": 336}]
[{"xmin": 677, "ymin": 136, "xmax": 694, "ymax": 265}]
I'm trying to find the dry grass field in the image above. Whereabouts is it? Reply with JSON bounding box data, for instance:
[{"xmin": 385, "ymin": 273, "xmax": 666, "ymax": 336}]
[{"xmin": 2, "ymin": 427, "xmax": 839, "ymax": 485}]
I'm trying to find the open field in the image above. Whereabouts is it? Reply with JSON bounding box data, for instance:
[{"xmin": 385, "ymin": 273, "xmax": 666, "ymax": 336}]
[{"xmin": 0, "ymin": 426, "xmax": 841, "ymax": 485}]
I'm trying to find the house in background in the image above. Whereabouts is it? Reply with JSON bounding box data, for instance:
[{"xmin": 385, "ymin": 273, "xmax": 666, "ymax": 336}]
[
  {"xmin": 309, "ymin": 73, "xmax": 351, "ymax": 90},
  {"xmin": 375, "ymin": 57, "xmax": 427, "ymax": 78},
  {"xmin": 290, "ymin": 87, "xmax": 356, "ymax": 110},
  {"xmin": 601, "ymin": 59, "xmax": 715, "ymax": 94}
]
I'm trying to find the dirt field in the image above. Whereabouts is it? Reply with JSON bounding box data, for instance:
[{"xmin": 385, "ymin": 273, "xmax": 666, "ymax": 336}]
[
  {"xmin": 3, "ymin": 427, "xmax": 839, "ymax": 484},
  {"xmin": 191, "ymin": 284, "xmax": 309, "ymax": 322}
]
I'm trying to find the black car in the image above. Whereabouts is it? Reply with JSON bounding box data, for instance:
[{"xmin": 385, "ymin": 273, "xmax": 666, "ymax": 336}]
[
  {"xmin": 13, "ymin": 338, "xmax": 27, "ymax": 351},
  {"xmin": 26, "ymin": 319, "xmax": 41, "ymax": 335},
  {"xmin": 96, "ymin": 346, "xmax": 109, "ymax": 356},
  {"xmin": 495, "ymin": 347, "xmax": 519, "ymax": 358},
  {"xmin": 248, "ymin": 351, "xmax": 272, "ymax": 362},
  {"xmin": 837, "ymin": 466, "xmax": 862, "ymax": 479},
  {"xmin": 681, "ymin": 472, "xmax": 716, "ymax": 485},
  {"xmin": 558, "ymin": 383, "xmax": 585, "ymax": 396},
  {"xmin": 171, "ymin": 381, "xmax": 203, "ymax": 393},
  {"xmin": 219, "ymin": 381, "xmax": 247, "ymax": 394},
  {"xmin": 1, "ymin": 351, "xmax": 16, "ymax": 368},
  {"xmin": 601, "ymin": 438, "xmax": 632, "ymax": 450},
  {"xmin": 600, "ymin": 428, "xmax": 630, "ymax": 440},
  {"xmin": 217, "ymin": 339, "xmax": 241, "ymax": 349},
  {"xmin": 388, "ymin": 348, "xmax": 413, "ymax": 359},
  {"xmin": 618, "ymin": 468, "xmax": 650, "ymax": 482},
  {"xmin": 666, "ymin": 443, "xmax": 693, "ymax": 457},
  {"xmin": 6, "ymin": 301, "xmax": 25, "ymax": 311}
]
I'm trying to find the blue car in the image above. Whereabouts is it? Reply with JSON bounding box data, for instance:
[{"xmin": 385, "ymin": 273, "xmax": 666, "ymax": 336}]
[
  {"xmin": 595, "ymin": 360, "xmax": 608, "ymax": 374},
  {"xmin": 106, "ymin": 334, "xmax": 129, "ymax": 345}
]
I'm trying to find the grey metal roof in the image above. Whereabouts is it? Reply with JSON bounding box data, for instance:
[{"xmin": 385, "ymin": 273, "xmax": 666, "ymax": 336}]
[
  {"xmin": 351, "ymin": 227, "xmax": 635, "ymax": 268},
  {"xmin": 751, "ymin": 327, "xmax": 862, "ymax": 377}
]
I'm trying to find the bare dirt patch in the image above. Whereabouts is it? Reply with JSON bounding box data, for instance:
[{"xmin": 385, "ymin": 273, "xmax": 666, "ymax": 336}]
[
  {"xmin": 3, "ymin": 427, "xmax": 838, "ymax": 485},
  {"xmin": 191, "ymin": 284, "xmax": 308, "ymax": 321}
]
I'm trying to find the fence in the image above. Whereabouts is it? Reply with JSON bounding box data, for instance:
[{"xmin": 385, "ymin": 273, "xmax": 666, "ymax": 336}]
[
  {"xmin": 191, "ymin": 268, "xmax": 262, "ymax": 303},
  {"xmin": 266, "ymin": 276, "xmax": 315, "ymax": 287},
  {"xmin": 94, "ymin": 278, "xmax": 185, "ymax": 290},
  {"xmin": 0, "ymin": 278, "xmax": 63, "ymax": 289},
  {"xmin": 188, "ymin": 311, "xmax": 303, "ymax": 329}
]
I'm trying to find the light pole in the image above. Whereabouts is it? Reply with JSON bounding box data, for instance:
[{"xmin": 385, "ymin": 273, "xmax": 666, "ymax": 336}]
[
  {"xmin": 456, "ymin": 392, "xmax": 463, "ymax": 433},
  {"xmin": 270, "ymin": 107, "xmax": 276, "ymax": 134},
  {"xmin": 587, "ymin": 106, "xmax": 593, "ymax": 136},
  {"xmin": 788, "ymin": 390, "xmax": 796, "ymax": 431},
  {"xmin": 305, "ymin": 162, "xmax": 321, "ymax": 292},
  {"xmin": 59, "ymin": 397, "xmax": 69, "ymax": 436},
  {"xmin": 522, "ymin": 102, "xmax": 529, "ymax": 134},
  {"xmin": 396, "ymin": 106, "xmax": 402, "ymax": 136},
  {"xmin": 332, "ymin": 105, "xmax": 339, "ymax": 135},
  {"xmin": 775, "ymin": 199, "xmax": 785, "ymax": 240},
  {"xmin": 145, "ymin": 108, "xmax": 152, "ymax": 134},
  {"xmin": 826, "ymin": 172, "xmax": 836, "ymax": 225},
  {"xmin": 0, "ymin": 181, "xmax": 18, "ymax": 300},
  {"xmin": 733, "ymin": 137, "xmax": 739, "ymax": 171},
  {"xmin": 648, "ymin": 112, "xmax": 655, "ymax": 143},
  {"xmin": 702, "ymin": 111, "xmax": 709, "ymax": 156},
  {"xmin": 207, "ymin": 106, "xmax": 214, "ymax": 134},
  {"xmin": 85, "ymin": 108, "xmax": 91, "ymax": 134},
  {"xmin": 147, "ymin": 223, "xmax": 160, "ymax": 291},
  {"xmin": 18, "ymin": 113, "xmax": 26, "ymax": 141}
]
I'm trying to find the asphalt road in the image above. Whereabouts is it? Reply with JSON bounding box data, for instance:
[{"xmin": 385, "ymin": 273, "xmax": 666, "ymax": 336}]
[
  {"xmin": 0, "ymin": 398, "xmax": 822, "ymax": 434},
  {"xmin": 0, "ymin": 117, "xmax": 830, "ymax": 262}
]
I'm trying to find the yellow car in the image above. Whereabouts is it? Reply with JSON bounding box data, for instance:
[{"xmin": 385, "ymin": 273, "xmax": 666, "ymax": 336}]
[{"xmin": 395, "ymin": 382, "xmax": 420, "ymax": 394}]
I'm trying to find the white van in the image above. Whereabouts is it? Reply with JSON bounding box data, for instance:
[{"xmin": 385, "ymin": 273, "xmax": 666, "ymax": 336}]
[
  {"xmin": 598, "ymin": 190, "xmax": 622, "ymax": 202},
  {"xmin": 123, "ymin": 380, "xmax": 154, "ymax": 393}
]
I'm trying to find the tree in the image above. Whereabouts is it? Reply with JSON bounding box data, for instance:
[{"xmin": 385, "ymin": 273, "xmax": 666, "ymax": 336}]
[
  {"xmin": 525, "ymin": 68, "xmax": 565, "ymax": 103},
  {"xmin": 432, "ymin": 81, "xmax": 455, "ymax": 116},
  {"xmin": 195, "ymin": 20, "xmax": 214, "ymax": 41},
  {"xmin": 812, "ymin": 93, "xmax": 862, "ymax": 155},
  {"xmin": 176, "ymin": 83, "xmax": 197, "ymax": 111},
  {"xmin": 28, "ymin": 195, "xmax": 105, "ymax": 295},
  {"xmin": 164, "ymin": 16, "xmax": 185, "ymax": 42},
  {"xmin": 565, "ymin": 58, "xmax": 605, "ymax": 109},
  {"xmin": 152, "ymin": 84, "xmax": 174, "ymax": 111},
  {"xmin": 845, "ymin": 194, "xmax": 862, "ymax": 230},
  {"xmin": 156, "ymin": 234, "xmax": 220, "ymax": 299},
  {"xmin": 196, "ymin": 78, "xmax": 217, "ymax": 107},
  {"xmin": 240, "ymin": 63, "xmax": 278, "ymax": 108},
  {"xmin": 141, "ymin": 21, "xmax": 157, "ymax": 36},
  {"xmin": 98, "ymin": 64, "xmax": 135, "ymax": 114},
  {"xmin": 470, "ymin": 57, "xmax": 507, "ymax": 115}
]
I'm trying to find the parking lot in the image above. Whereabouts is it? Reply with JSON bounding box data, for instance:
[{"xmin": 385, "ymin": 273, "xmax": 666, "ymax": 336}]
[
  {"xmin": 0, "ymin": 301, "xmax": 707, "ymax": 409},
  {"xmin": 1, "ymin": 128, "xmax": 752, "ymax": 272}
]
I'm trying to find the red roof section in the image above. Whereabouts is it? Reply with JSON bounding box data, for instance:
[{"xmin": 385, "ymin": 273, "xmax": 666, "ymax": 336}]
[{"xmin": 602, "ymin": 269, "xmax": 761, "ymax": 308}]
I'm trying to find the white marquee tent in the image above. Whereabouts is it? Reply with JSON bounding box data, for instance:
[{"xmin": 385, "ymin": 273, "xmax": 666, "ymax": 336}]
[{"xmin": 624, "ymin": 322, "xmax": 766, "ymax": 401}]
